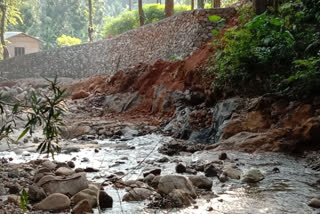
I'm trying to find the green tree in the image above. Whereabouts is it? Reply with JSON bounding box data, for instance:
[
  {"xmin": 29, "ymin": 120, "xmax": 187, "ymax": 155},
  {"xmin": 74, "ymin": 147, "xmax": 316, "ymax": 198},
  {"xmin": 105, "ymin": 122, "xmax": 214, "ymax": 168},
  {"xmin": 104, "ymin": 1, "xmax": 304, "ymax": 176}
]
[
  {"xmin": 56, "ymin": 34, "xmax": 82, "ymax": 47},
  {"xmin": 0, "ymin": 0, "xmax": 22, "ymax": 59}
]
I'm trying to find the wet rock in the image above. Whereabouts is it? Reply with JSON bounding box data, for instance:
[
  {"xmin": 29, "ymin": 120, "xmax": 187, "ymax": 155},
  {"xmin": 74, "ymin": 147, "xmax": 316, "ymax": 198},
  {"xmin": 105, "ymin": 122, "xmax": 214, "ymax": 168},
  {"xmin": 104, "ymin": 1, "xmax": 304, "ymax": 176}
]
[
  {"xmin": 218, "ymin": 152, "xmax": 227, "ymax": 160},
  {"xmin": 62, "ymin": 146, "xmax": 81, "ymax": 154},
  {"xmin": 222, "ymin": 165, "xmax": 241, "ymax": 179},
  {"xmin": 0, "ymin": 185, "xmax": 6, "ymax": 195},
  {"xmin": 84, "ymin": 167, "xmax": 100, "ymax": 173},
  {"xmin": 157, "ymin": 157, "xmax": 169, "ymax": 163},
  {"xmin": 72, "ymin": 199, "xmax": 93, "ymax": 214},
  {"xmin": 39, "ymin": 173, "xmax": 89, "ymax": 196},
  {"xmin": 8, "ymin": 169, "xmax": 19, "ymax": 178},
  {"xmin": 123, "ymin": 188, "xmax": 154, "ymax": 201},
  {"xmin": 186, "ymin": 168, "xmax": 197, "ymax": 175},
  {"xmin": 99, "ymin": 191, "xmax": 113, "ymax": 208},
  {"xmin": 143, "ymin": 174, "xmax": 155, "ymax": 185},
  {"xmin": 272, "ymin": 167, "xmax": 280, "ymax": 173},
  {"xmin": 188, "ymin": 175, "xmax": 212, "ymax": 190},
  {"xmin": 8, "ymin": 195, "xmax": 20, "ymax": 205},
  {"xmin": 204, "ymin": 165, "xmax": 219, "ymax": 177},
  {"xmin": 158, "ymin": 141, "xmax": 187, "ymax": 156},
  {"xmin": 55, "ymin": 167, "xmax": 75, "ymax": 176},
  {"xmin": 28, "ymin": 184, "xmax": 46, "ymax": 202},
  {"xmin": 143, "ymin": 168, "xmax": 161, "ymax": 177},
  {"xmin": 176, "ymin": 163, "xmax": 186, "ymax": 174},
  {"xmin": 71, "ymin": 189, "xmax": 97, "ymax": 208},
  {"xmin": 158, "ymin": 175, "xmax": 196, "ymax": 198},
  {"xmin": 240, "ymin": 168, "xmax": 264, "ymax": 183},
  {"xmin": 81, "ymin": 157, "xmax": 90, "ymax": 162},
  {"xmin": 218, "ymin": 173, "xmax": 228, "ymax": 183},
  {"xmin": 151, "ymin": 176, "xmax": 162, "ymax": 189},
  {"xmin": 75, "ymin": 168, "xmax": 85, "ymax": 173},
  {"xmin": 67, "ymin": 161, "xmax": 75, "ymax": 168},
  {"xmin": 8, "ymin": 183, "xmax": 21, "ymax": 194},
  {"xmin": 168, "ymin": 189, "xmax": 193, "ymax": 208},
  {"xmin": 42, "ymin": 160, "xmax": 57, "ymax": 170},
  {"xmin": 308, "ymin": 197, "xmax": 320, "ymax": 208},
  {"xmin": 33, "ymin": 193, "xmax": 70, "ymax": 211}
]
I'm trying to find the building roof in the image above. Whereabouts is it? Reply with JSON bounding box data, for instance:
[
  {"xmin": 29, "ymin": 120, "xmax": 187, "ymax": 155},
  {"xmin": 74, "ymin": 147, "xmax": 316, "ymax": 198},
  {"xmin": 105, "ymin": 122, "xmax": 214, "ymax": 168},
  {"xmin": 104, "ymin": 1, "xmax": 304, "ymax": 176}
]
[{"xmin": 4, "ymin": 32, "xmax": 42, "ymax": 42}]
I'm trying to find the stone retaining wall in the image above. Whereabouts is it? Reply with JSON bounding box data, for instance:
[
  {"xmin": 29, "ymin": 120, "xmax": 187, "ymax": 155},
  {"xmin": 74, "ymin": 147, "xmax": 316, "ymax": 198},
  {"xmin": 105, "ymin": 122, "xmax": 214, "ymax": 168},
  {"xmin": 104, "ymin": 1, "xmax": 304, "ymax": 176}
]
[{"xmin": 0, "ymin": 8, "xmax": 236, "ymax": 79}]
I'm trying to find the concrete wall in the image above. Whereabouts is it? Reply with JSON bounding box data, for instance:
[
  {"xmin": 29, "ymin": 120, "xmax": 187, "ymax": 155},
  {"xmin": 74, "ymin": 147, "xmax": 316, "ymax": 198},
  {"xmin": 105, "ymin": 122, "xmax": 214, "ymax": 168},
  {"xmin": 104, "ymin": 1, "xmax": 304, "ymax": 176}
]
[
  {"xmin": 6, "ymin": 35, "xmax": 40, "ymax": 58},
  {"xmin": 0, "ymin": 8, "xmax": 236, "ymax": 79}
]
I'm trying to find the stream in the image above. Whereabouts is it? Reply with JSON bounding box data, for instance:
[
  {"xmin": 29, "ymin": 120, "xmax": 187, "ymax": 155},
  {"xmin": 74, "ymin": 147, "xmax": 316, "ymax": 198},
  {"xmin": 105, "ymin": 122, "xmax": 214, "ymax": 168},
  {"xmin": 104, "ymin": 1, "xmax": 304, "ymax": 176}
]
[{"xmin": 1, "ymin": 134, "xmax": 320, "ymax": 214}]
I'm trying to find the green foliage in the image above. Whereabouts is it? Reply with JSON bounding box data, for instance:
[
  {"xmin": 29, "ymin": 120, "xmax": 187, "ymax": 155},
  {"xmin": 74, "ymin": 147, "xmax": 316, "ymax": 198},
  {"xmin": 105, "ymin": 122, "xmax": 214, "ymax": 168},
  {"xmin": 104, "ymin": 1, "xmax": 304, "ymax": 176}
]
[
  {"xmin": 103, "ymin": 3, "xmax": 190, "ymax": 37},
  {"xmin": 210, "ymin": 1, "xmax": 320, "ymax": 96},
  {"xmin": 20, "ymin": 189, "xmax": 28, "ymax": 213},
  {"xmin": 0, "ymin": 78, "xmax": 66, "ymax": 159},
  {"xmin": 57, "ymin": 34, "xmax": 82, "ymax": 47}
]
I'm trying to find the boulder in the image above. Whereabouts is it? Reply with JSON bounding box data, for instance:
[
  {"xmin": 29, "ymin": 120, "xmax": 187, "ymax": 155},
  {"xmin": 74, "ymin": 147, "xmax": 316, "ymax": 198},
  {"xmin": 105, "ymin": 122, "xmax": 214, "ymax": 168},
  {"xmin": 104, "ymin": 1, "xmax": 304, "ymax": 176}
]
[
  {"xmin": 71, "ymin": 90, "xmax": 89, "ymax": 100},
  {"xmin": 151, "ymin": 176, "xmax": 162, "ymax": 189},
  {"xmin": 28, "ymin": 184, "xmax": 46, "ymax": 202},
  {"xmin": 122, "ymin": 188, "xmax": 154, "ymax": 201},
  {"xmin": 71, "ymin": 189, "xmax": 97, "ymax": 208},
  {"xmin": 143, "ymin": 174, "xmax": 155, "ymax": 185},
  {"xmin": 188, "ymin": 175, "xmax": 212, "ymax": 190},
  {"xmin": 240, "ymin": 168, "xmax": 264, "ymax": 183},
  {"xmin": 158, "ymin": 175, "xmax": 196, "ymax": 198},
  {"xmin": 38, "ymin": 173, "xmax": 89, "ymax": 196},
  {"xmin": 72, "ymin": 199, "xmax": 93, "ymax": 214},
  {"xmin": 33, "ymin": 193, "xmax": 70, "ymax": 211},
  {"xmin": 42, "ymin": 160, "xmax": 57, "ymax": 170},
  {"xmin": 55, "ymin": 167, "xmax": 75, "ymax": 176}
]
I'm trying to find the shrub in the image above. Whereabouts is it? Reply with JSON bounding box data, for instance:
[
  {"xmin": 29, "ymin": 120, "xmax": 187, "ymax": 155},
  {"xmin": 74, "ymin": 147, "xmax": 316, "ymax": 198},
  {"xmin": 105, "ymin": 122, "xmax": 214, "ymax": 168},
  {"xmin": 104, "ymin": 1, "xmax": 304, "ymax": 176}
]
[
  {"xmin": 210, "ymin": 1, "xmax": 320, "ymax": 97},
  {"xmin": 56, "ymin": 34, "xmax": 82, "ymax": 47},
  {"xmin": 103, "ymin": 4, "xmax": 190, "ymax": 37}
]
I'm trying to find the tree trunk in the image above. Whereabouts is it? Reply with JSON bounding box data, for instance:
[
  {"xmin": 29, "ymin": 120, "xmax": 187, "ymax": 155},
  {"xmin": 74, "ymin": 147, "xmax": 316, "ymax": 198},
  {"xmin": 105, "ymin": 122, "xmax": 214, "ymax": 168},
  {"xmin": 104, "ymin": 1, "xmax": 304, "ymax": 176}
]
[
  {"xmin": 138, "ymin": 0, "xmax": 144, "ymax": 26},
  {"xmin": 253, "ymin": 0, "xmax": 267, "ymax": 15},
  {"xmin": 128, "ymin": 0, "xmax": 131, "ymax": 11},
  {"xmin": 88, "ymin": 0, "xmax": 94, "ymax": 42},
  {"xmin": 214, "ymin": 0, "xmax": 221, "ymax": 8},
  {"xmin": 0, "ymin": 5, "xmax": 9, "ymax": 59},
  {"xmin": 197, "ymin": 0, "xmax": 204, "ymax": 9},
  {"xmin": 191, "ymin": 0, "xmax": 194, "ymax": 10},
  {"xmin": 165, "ymin": 0, "xmax": 174, "ymax": 18}
]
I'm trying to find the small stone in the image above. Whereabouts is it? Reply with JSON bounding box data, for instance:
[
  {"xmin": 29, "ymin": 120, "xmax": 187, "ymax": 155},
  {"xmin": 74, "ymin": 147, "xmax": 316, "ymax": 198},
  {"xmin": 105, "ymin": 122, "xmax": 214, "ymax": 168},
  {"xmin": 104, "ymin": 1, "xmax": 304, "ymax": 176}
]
[
  {"xmin": 204, "ymin": 165, "xmax": 218, "ymax": 177},
  {"xmin": 176, "ymin": 163, "xmax": 187, "ymax": 174},
  {"xmin": 240, "ymin": 168, "xmax": 264, "ymax": 183},
  {"xmin": 143, "ymin": 168, "xmax": 161, "ymax": 177},
  {"xmin": 8, "ymin": 169, "xmax": 19, "ymax": 178},
  {"xmin": 207, "ymin": 206, "xmax": 213, "ymax": 211},
  {"xmin": 28, "ymin": 184, "xmax": 46, "ymax": 202},
  {"xmin": 188, "ymin": 175, "xmax": 213, "ymax": 190},
  {"xmin": 272, "ymin": 167, "xmax": 280, "ymax": 173},
  {"xmin": 8, "ymin": 195, "xmax": 20, "ymax": 205},
  {"xmin": 81, "ymin": 157, "xmax": 89, "ymax": 162},
  {"xmin": 308, "ymin": 197, "xmax": 320, "ymax": 208},
  {"xmin": 218, "ymin": 199, "xmax": 223, "ymax": 202},
  {"xmin": 94, "ymin": 148, "xmax": 99, "ymax": 153},
  {"xmin": 219, "ymin": 174, "xmax": 228, "ymax": 183},
  {"xmin": 8, "ymin": 183, "xmax": 21, "ymax": 194},
  {"xmin": 218, "ymin": 152, "xmax": 227, "ymax": 160},
  {"xmin": 84, "ymin": 167, "xmax": 100, "ymax": 173},
  {"xmin": 143, "ymin": 174, "xmax": 155, "ymax": 185},
  {"xmin": 157, "ymin": 157, "xmax": 169, "ymax": 163},
  {"xmin": 67, "ymin": 161, "xmax": 75, "ymax": 168},
  {"xmin": 99, "ymin": 191, "xmax": 113, "ymax": 208}
]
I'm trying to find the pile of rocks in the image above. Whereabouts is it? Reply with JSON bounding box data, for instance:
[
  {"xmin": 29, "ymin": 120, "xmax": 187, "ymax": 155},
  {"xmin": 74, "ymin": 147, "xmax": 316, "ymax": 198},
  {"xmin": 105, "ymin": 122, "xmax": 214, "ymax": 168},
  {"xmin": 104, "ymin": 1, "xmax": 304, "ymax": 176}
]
[{"xmin": 0, "ymin": 159, "xmax": 113, "ymax": 213}]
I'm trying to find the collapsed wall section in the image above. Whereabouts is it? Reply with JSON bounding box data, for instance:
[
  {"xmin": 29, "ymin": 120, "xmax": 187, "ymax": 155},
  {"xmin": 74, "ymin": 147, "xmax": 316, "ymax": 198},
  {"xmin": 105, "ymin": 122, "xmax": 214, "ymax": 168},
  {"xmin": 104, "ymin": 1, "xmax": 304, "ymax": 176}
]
[{"xmin": 0, "ymin": 8, "xmax": 236, "ymax": 79}]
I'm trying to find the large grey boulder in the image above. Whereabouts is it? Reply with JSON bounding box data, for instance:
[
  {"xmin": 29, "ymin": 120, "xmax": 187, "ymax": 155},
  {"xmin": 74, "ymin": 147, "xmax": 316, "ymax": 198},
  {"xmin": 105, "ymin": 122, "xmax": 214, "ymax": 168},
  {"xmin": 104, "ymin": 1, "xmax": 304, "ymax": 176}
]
[
  {"xmin": 158, "ymin": 175, "xmax": 196, "ymax": 198},
  {"xmin": 38, "ymin": 172, "xmax": 88, "ymax": 196},
  {"xmin": 33, "ymin": 193, "xmax": 70, "ymax": 211}
]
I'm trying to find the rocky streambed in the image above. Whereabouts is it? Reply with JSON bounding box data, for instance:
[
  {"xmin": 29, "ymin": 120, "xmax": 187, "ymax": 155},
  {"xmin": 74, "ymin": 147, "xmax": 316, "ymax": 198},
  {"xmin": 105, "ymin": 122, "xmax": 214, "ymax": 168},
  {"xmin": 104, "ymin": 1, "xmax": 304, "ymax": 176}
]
[{"xmin": 1, "ymin": 132, "xmax": 320, "ymax": 214}]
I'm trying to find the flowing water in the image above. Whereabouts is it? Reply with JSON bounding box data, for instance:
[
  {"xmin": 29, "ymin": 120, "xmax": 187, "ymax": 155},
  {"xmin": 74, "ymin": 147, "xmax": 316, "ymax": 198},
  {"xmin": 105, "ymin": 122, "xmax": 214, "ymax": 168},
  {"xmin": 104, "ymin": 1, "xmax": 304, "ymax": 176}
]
[{"xmin": 1, "ymin": 134, "xmax": 320, "ymax": 214}]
